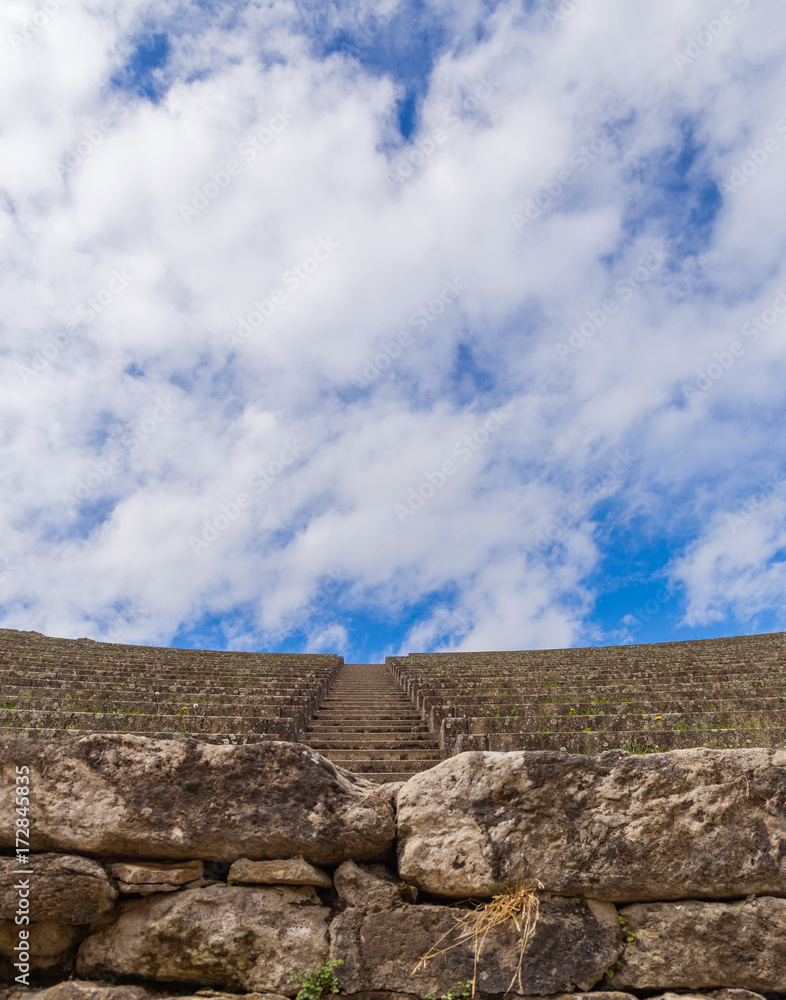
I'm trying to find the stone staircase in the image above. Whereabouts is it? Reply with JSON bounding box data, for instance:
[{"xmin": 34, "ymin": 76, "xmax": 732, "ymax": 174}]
[{"xmin": 299, "ymin": 663, "xmax": 442, "ymax": 783}]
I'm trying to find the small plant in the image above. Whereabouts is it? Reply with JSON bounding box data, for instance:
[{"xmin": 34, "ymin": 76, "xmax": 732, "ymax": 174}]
[
  {"xmin": 618, "ymin": 915, "xmax": 637, "ymax": 943},
  {"xmin": 286, "ymin": 958, "xmax": 344, "ymax": 1000}
]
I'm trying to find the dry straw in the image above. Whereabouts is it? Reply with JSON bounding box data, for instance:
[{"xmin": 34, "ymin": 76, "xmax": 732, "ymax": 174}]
[{"xmin": 413, "ymin": 878, "xmax": 544, "ymax": 996}]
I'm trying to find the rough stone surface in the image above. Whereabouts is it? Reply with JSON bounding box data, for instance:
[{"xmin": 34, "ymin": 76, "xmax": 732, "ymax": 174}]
[
  {"xmin": 0, "ymin": 735, "xmax": 395, "ymax": 863},
  {"xmin": 651, "ymin": 994, "xmax": 767, "ymax": 1000},
  {"xmin": 333, "ymin": 861, "xmax": 414, "ymax": 910},
  {"xmin": 0, "ymin": 919, "xmax": 86, "ymax": 974},
  {"xmin": 330, "ymin": 894, "xmax": 622, "ymax": 996},
  {"xmin": 397, "ymin": 748, "xmax": 786, "ymax": 900},
  {"xmin": 1, "ymin": 984, "xmax": 150, "ymax": 1000},
  {"xmin": 106, "ymin": 859, "xmax": 203, "ymax": 885},
  {"xmin": 76, "ymin": 884, "xmax": 329, "ymax": 993},
  {"xmin": 0, "ymin": 854, "xmax": 117, "ymax": 924},
  {"xmin": 709, "ymin": 992, "xmax": 769, "ymax": 1000},
  {"xmin": 610, "ymin": 897, "xmax": 786, "ymax": 992},
  {"xmin": 228, "ymin": 857, "xmax": 332, "ymax": 888}
]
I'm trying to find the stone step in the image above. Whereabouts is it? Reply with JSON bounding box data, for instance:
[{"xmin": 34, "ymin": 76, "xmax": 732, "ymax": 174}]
[
  {"xmin": 305, "ymin": 737, "xmax": 439, "ymax": 750},
  {"xmin": 327, "ymin": 757, "xmax": 442, "ymax": 774},
  {"xmin": 322, "ymin": 748, "xmax": 442, "ymax": 761},
  {"xmin": 301, "ymin": 663, "xmax": 443, "ymax": 783}
]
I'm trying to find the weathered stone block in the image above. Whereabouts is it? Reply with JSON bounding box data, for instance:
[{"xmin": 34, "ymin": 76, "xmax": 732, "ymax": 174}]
[
  {"xmin": 1, "ymin": 983, "xmax": 150, "ymax": 1000},
  {"xmin": 333, "ymin": 860, "xmax": 412, "ymax": 910},
  {"xmin": 107, "ymin": 860, "xmax": 203, "ymax": 895},
  {"xmin": 609, "ymin": 897, "xmax": 786, "ymax": 992},
  {"xmin": 0, "ymin": 735, "xmax": 395, "ymax": 863},
  {"xmin": 397, "ymin": 748, "xmax": 786, "ymax": 900},
  {"xmin": 0, "ymin": 854, "xmax": 117, "ymax": 924},
  {"xmin": 228, "ymin": 858, "xmax": 332, "ymax": 888},
  {"xmin": 76, "ymin": 885, "xmax": 330, "ymax": 994},
  {"xmin": 330, "ymin": 894, "xmax": 622, "ymax": 997},
  {"xmin": 0, "ymin": 919, "xmax": 86, "ymax": 975}
]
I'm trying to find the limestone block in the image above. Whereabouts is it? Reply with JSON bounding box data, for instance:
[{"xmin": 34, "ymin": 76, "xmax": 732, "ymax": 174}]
[
  {"xmin": 2, "ymin": 983, "xmax": 150, "ymax": 1000},
  {"xmin": 651, "ymin": 994, "xmax": 767, "ymax": 1000},
  {"xmin": 107, "ymin": 860, "xmax": 203, "ymax": 895},
  {"xmin": 0, "ymin": 854, "xmax": 117, "ymax": 923},
  {"xmin": 0, "ymin": 919, "xmax": 86, "ymax": 974},
  {"xmin": 610, "ymin": 897, "xmax": 786, "ymax": 992},
  {"xmin": 76, "ymin": 884, "xmax": 330, "ymax": 994},
  {"xmin": 0, "ymin": 735, "xmax": 395, "ymax": 863},
  {"xmin": 333, "ymin": 860, "xmax": 414, "ymax": 910},
  {"xmin": 330, "ymin": 894, "xmax": 622, "ymax": 996},
  {"xmin": 397, "ymin": 748, "xmax": 786, "ymax": 900},
  {"xmin": 228, "ymin": 858, "xmax": 332, "ymax": 888}
]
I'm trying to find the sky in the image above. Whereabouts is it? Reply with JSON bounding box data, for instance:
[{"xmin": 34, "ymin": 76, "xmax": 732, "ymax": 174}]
[{"xmin": 1, "ymin": 0, "xmax": 785, "ymax": 662}]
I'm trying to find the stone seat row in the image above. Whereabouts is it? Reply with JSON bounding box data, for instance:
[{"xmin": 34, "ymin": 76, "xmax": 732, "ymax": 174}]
[
  {"xmin": 415, "ymin": 684, "xmax": 786, "ymax": 721},
  {"xmin": 450, "ymin": 709, "xmax": 786, "ymax": 733},
  {"xmin": 453, "ymin": 726, "xmax": 786, "ymax": 753},
  {"xmin": 425, "ymin": 694, "xmax": 786, "ymax": 713},
  {"xmin": 0, "ymin": 660, "xmax": 338, "ymax": 678},
  {"xmin": 397, "ymin": 665, "xmax": 785, "ymax": 687},
  {"xmin": 0, "ymin": 708, "xmax": 298, "ymax": 737},
  {"xmin": 0, "ymin": 675, "xmax": 319, "ymax": 696},
  {"xmin": 0, "ymin": 696, "xmax": 301, "ymax": 716},
  {"xmin": 423, "ymin": 693, "xmax": 786, "ymax": 718},
  {"xmin": 404, "ymin": 661, "xmax": 786, "ymax": 681}
]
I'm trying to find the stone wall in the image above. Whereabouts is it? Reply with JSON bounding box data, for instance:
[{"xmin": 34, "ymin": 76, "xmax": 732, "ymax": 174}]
[{"xmin": 1, "ymin": 734, "xmax": 785, "ymax": 1000}]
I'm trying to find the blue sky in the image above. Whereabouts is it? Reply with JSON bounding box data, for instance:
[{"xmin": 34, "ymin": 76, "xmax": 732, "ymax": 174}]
[{"xmin": 1, "ymin": 0, "xmax": 785, "ymax": 661}]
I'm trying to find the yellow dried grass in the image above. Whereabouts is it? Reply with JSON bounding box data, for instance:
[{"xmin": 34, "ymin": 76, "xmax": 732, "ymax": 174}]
[{"xmin": 413, "ymin": 878, "xmax": 544, "ymax": 997}]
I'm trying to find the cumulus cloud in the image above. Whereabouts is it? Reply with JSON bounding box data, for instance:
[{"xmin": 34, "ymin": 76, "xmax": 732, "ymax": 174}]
[{"xmin": 1, "ymin": 0, "xmax": 785, "ymax": 656}]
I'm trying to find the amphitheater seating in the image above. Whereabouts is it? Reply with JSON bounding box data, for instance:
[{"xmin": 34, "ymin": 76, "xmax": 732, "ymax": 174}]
[
  {"xmin": 387, "ymin": 632, "xmax": 786, "ymax": 755},
  {"xmin": 0, "ymin": 629, "xmax": 341, "ymax": 743}
]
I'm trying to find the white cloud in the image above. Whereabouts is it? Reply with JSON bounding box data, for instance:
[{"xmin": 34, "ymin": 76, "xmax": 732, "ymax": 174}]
[{"xmin": 1, "ymin": 0, "xmax": 785, "ymax": 655}]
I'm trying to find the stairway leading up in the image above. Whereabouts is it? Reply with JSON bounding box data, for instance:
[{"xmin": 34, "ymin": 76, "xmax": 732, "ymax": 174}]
[{"xmin": 300, "ymin": 663, "xmax": 442, "ymax": 783}]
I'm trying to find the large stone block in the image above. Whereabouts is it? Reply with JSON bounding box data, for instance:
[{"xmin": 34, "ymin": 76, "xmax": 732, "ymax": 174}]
[
  {"xmin": 330, "ymin": 894, "xmax": 622, "ymax": 997},
  {"xmin": 333, "ymin": 860, "xmax": 413, "ymax": 911},
  {"xmin": 227, "ymin": 858, "xmax": 332, "ymax": 888},
  {"xmin": 397, "ymin": 748, "xmax": 786, "ymax": 900},
  {"xmin": 0, "ymin": 854, "xmax": 117, "ymax": 923},
  {"xmin": 0, "ymin": 984, "xmax": 150, "ymax": 1000},
  {"xmin": 76, "ymin": 885, "xmax": 329, "ymax": 993},
  {"xmin": 0, "ymin": 919, "xmax": 86, "ymax": 976},
  {"xmin": 609, "ymin": 897, "xmax": 786, "ymax": 992},
  {"xmin": 0, "ymin": 735, "xmax": 394, "ymax": 863}
]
